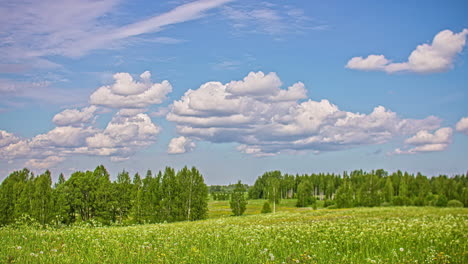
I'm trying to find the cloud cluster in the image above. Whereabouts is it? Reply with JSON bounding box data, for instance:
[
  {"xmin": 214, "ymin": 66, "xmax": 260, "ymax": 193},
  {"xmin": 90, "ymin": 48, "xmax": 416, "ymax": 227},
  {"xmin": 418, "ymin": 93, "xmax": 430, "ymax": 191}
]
[
  {"xmin": 1, "ymin": 69, "xmax": 461, "ymax": 169},
  {"xmin": 167, "ymin": 71, "xmax": 442, "ymax": 156},
  {"xmin": 53, "ymin": 106, "xmax": 97, "ymax": 126},
  {"xmin": 393, "ymin": 127, "xmax": 453, "ymax": 154},
  {"xmin": 455, "ymin": 117, "xmax": 468, "ymax": 135},
  {"xmin": 0, "ymin": 130, "xmax": 19, "ymax": 148},
  {"xmin": 168, "ymin": 136, "xmax": 196, "ymax": 154},
  {"xmin": 0, "ymin": 71, "xmax": 164, "ymax": 169},
  {"xmin": 90, "ymin": 71, "xmax": 172, "ymax": 108},
  {"xmin": 346, "ymin": 29, "xmax": 468, "ymax": 73}
]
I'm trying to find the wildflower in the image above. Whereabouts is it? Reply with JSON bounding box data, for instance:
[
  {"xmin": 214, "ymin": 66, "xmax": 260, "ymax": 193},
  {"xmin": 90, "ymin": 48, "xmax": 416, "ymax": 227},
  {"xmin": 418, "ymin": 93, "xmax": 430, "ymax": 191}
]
[
  {"xmin": 51, "ymin": 249, "xmax": 57, "ymax": 252},
  {"xmin": 269, "ymin": 253, "xmax": 275, "ymax": 261},
  {"xmin": 39, "ymin": 251, "xmax": 43, "ymax": 254},
  {"xmin": 400, "ymin": 248, "xmax": 404, "ymax": 252},
  {"xmin": 16, "ymin": 246, "xmax": 22, "ymax": 250}
]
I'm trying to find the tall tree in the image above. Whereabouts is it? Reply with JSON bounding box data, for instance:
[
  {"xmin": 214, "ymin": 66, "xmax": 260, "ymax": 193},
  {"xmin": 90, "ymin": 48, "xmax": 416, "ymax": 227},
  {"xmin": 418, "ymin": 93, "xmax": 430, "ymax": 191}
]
[
  {"xmin": 383, "ymin": 176, "xmax": 394, "ymax": 203},
  {"xmin": 94, "ymin": 165, "xmax": 112, "ymax": 223},
  {"xmin": 265, "ymin": 172, "xmax": 281, "ymax": 213},
  {"xmin": 52, "ymin": 174, "xmax": 70, "ymax": 225},
  {"xmin": 178, "ymin": 167, "xmax": 209, "ymax": 221},
  {"xmin": 230, "ymin": 180, "xmax": 248, "ymax": 216},
  {"xmin": 66, "ymin": 171, "xmax": 98, "ymax": 222},
  {"xmin": 132, "ymin": 173, "xmax": 144, "ymax": 223},
  {"xmin": 335, "ymin": 178, "xmax": 353, "ymax": 208},
  {"xmin": 114, "ymin": 170, "xmax": 132, "ymax": 223},
  {"xmin": 32, "ymin": 170, "xmax": 53, "ymax": 225},
  {"xmin": 296, "ymin": 180, "xmax": 314, "ymax": 207},
  {"xmin": 160, "ymin": 167, "xmax": 178, "ymax": 222}
]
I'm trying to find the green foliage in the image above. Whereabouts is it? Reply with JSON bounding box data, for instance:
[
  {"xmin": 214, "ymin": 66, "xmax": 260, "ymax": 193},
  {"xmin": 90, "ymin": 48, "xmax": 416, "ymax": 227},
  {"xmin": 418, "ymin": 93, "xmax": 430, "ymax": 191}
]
[
  {"xmin": 261, "ymin": 201, "xmax": 272, "ymax": 213},
  {"xmin": 393, "ymin": 196, "xmax": 412, "ymax": 206},
  {"xmin": 1, "ymin": 167, "xmax": 467, "ymax": 227},
  {"xmin": 334, "ymin": 179, "xmax": 353, "ymax": 208},
  {"xmin": 31, "ymin": 171, "xmax": 53, "ymax": 225},
  {"xmin": 295, "ymin": 180, "xmax": 315, "ymax": 207},
  {"xmin": 447, "ymin": 199, "xmax": 464, "ymax": 208},
  {"xmin": 211, "ymin": 192, "xmax": 231, "ymax": 201},
  {"xmin": 436, "ymin": 194, "xmax": 448, "ymax": 207},
  {"xmin": 230, "ymin": 181, "xmax": 248, "ymax": 216},
  {"xmin": 0, "ymin": 165, "xmax": 209, "ymax": 226}
]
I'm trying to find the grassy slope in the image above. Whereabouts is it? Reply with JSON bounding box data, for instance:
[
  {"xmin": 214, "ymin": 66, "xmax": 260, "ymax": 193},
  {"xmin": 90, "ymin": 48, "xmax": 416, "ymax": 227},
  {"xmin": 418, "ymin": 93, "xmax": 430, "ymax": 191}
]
[{"xmin": 1, "ymin": 203, "xmax": 466, "ymax": 263}]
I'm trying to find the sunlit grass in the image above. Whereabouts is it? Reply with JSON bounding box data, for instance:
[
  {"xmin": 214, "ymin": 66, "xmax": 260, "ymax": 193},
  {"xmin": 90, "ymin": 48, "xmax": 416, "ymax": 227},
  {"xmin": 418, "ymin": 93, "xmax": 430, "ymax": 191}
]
[
  {"xmin": 208, "ymin": 199, "xmax": 314, "ymax": 218},
  {"xmin": 1, "ymin": 206, "xmax": 466, "ymax": 263}
]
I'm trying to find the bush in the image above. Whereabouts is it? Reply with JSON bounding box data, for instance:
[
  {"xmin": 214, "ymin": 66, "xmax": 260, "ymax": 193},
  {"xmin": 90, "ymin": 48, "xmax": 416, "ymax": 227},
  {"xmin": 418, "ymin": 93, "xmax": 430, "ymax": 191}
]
[
  {"xmin": 327, "ymin": 205, "xmax": 338, "ymax": 209},
  {"xmin": 447, "ymin": 199, "xmax": 464, "ymax": 208},
  {"xmin": 261, "ymin": 201, "xmax": 272, "ymax": 213},
  {"xmin": 380, "ymin": 202, "xmax": 392, "ymax": 207},
  {"xmin": 323, "ymin": 199, "xmax": 335, "ymax": 207},
  {"xmin": 393, "ymin": 196, "xmax": 412, "ymax": 206},
  {"xmin": 435, "ymin": 194, "xmax": 448, "ymax": 207}
]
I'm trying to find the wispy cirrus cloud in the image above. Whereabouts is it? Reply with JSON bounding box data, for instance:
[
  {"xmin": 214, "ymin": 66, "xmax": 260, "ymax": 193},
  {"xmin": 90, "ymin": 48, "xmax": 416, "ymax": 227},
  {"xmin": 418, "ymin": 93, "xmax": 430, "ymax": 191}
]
[
  {"xmin": 0, "ymin": 78, "xmax": 88, "ymax": 106},
  {"xmin": 221, "ymin": 2, "xmax": 326, "ymax": 36},
  {"xmin": 0, "ymin": 0, "xmax": 232, "ymax": 72}
]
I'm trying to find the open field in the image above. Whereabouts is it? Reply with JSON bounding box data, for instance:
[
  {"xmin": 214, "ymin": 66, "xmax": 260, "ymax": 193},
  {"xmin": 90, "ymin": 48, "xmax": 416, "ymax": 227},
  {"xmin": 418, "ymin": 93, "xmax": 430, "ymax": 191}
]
[
  {"xmin": 1, "ymin": 205, "xmax": 466, "ymax": 263},
  {"xmin": 207, "ymin": 199, "xmax": 319, "ymax": 218}
]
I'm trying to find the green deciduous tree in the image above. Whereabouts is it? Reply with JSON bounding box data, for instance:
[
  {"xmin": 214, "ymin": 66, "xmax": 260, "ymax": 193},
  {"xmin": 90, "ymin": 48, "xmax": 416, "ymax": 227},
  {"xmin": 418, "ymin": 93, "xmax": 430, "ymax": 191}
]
[
  {"xmin": 230, "ymin": 180, "xmax": 248, "ymax": 216},
  {"xmin": 31, "ymin": 170, "xmax": 53, "ymax": 225},
  {"xmin": 261, "ymin": 201, "xmax": 271, "ymax": 213},
  {"xmin": 296, "ymin": 180, "xmax": 314, "ymax": 207}
]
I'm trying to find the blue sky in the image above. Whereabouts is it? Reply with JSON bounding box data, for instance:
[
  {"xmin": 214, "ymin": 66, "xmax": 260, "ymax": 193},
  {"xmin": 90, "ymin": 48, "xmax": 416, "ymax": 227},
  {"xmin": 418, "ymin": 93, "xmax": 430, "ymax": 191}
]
[{"xmin": 0, "ymin": 0, "xmax": 467, "ymax": 184}]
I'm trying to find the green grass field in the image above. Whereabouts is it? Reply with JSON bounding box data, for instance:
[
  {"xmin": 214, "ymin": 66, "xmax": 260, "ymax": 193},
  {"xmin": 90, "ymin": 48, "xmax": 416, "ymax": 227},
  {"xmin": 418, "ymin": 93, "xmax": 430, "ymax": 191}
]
[{"xmin": 0, "ymin": 202, "xmax": 466, "ymax": 263}]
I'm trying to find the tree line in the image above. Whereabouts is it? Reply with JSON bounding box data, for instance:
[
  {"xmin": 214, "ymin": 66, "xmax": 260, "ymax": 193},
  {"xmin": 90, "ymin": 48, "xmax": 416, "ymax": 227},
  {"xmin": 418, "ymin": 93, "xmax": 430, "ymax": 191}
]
[
  {"xmin": 1, "ymin": 166, "xmax": 466, "ymax": 226},
  {"xmin": 210, "ymin": 183, "xmax": 249, "ymax": 201},
  {"xmin": 0, "ymin": 165, "xmax": 208, "ymax": 226},
  {"xmin": 249, "ymin": 169, "xmax": 467, "ymax": 209}
]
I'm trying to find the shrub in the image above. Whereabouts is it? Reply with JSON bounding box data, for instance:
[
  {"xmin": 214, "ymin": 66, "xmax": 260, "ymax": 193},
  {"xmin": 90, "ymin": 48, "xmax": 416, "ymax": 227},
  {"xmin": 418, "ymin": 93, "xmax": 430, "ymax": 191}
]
[
  {"xmin": 323, "ymin": 199, "xmax": 335, "ymax": 207},
  {"xmin": 435, "ymin": 195, "xmax": 448, "ymax": 207},
  {"xmin": 447, "ymin": 199, "xmax": 464, "ymax": 208},
  {"xmin": 393, "ymin": 196, "xmax": 412, "ymax": 206},
  {"xmin": 261, "ymin": 201, "xmax": 272, "ymax": 213},
  {"xmin": 327, "ymin": 205, "xmax": 338, "ymax": 209}
]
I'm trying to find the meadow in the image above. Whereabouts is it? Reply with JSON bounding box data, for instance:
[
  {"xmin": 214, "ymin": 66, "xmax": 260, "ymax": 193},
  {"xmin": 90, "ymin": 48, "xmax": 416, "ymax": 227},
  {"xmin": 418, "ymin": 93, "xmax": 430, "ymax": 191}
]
[{"xmin": 0, "ymin": 202, "xmax": 466, "ymax": 264}]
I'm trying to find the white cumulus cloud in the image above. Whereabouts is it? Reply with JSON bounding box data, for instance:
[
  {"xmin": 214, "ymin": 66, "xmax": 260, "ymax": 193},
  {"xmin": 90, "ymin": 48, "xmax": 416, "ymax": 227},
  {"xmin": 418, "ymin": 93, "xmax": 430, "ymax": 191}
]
[
  {"xmin": 52, "ymin": 106, "xmax": 97, "ymax": 126},
  {"xmin": 25, "ymin": 156, "xmax": 65, "ymax": 170},
  {"xmin": 0, "ymin": 71, "xmax": 166, "ymax": 169},
  {"xmin": 167, "ymin": 71, "xmax": 442, "ymax": 156},
  {"xmin": 455, "ymin": 117, "xmax": 468, "ymax": 135},
  {"xmin": 393, "ymin": 127, "xmax": 453, "ymax": 154},
  {"xmin": 0, "ymin": 130, "xmax": 20, "ymax": 147},
  {"xmin": 167, "ymin": 136, "xmax": 196, "ymax": 154},
  {"xmin": 346, "ymin": 29, "xmax": 468, "ymax": 74},
  {"xmin": 90, "ymin": 71, "xmax": 172, "ymax": 109}
]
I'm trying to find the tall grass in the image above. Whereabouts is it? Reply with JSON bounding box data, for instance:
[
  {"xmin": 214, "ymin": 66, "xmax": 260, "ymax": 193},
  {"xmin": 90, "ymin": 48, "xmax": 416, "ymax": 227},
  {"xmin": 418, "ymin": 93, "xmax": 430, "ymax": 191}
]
[{"xmin": 1, "ymin": 206, "xmax": 466, "ymax": 263}]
